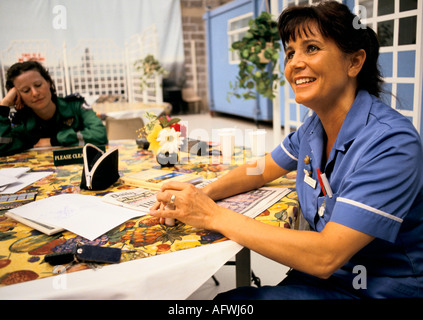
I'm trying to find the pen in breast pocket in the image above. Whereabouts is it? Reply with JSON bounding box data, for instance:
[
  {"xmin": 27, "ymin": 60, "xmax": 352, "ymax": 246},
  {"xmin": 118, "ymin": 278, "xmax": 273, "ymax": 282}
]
[
  {"xmin": 321, "ymin": 172, "xmax": 333, "ymax": 198},
  {"xmin": 316, "ymin": 168, "xmax": 333, "ymax": 198},
  {"xmin": 316, "ymin": 168, "xmax": 327, "ymax": 197}
]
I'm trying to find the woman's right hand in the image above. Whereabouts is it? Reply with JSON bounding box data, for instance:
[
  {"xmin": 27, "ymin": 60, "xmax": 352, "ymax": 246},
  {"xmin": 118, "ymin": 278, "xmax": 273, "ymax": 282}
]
[
  {"xmin": 150, "ymin": 181, "xmax": 224, "ymax": 231},
  {"xmin": 1, "ymin": 87, "xmax": 24, "ymax": 110}
]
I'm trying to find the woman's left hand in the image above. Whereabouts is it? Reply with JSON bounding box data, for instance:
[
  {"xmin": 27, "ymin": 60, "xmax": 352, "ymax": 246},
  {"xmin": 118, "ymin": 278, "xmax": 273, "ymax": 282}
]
[{"xmin": 149, "ymin": 181, "xmax": 222, "ymax": 230}]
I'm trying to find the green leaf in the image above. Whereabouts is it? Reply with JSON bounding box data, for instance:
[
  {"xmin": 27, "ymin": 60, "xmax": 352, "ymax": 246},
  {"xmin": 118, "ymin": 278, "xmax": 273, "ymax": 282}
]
[
  {"xmin": 241, "ymin": 49, "xmax": 250, "ymax": 59},
  {"xmin": 166, "ymin": 118, "xmax": 180, "ymax": 126},
  {"xmin": 244, "ymin": 31, "xmax": 253, "ymax": 39},
  {"xmin": 264, "ymin": 49, "xmax": 273, "ymax": 59}
]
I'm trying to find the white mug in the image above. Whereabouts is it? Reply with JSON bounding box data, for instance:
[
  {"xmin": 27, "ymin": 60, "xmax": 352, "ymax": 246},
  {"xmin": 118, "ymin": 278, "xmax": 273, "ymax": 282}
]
[
  {"xmin": 249, "ymin": 129, "xmax": 266, "ymax": 158},
  {"xmin": 218, "ymin": 128, "xmax": 236, "ymax": 164}
]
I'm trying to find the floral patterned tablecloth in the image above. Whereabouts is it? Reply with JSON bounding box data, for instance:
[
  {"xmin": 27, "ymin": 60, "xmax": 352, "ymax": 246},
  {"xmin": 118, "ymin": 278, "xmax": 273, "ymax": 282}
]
[{"xmin": 0, "ymin": 141, "xmax": 297, "ymax": 287}]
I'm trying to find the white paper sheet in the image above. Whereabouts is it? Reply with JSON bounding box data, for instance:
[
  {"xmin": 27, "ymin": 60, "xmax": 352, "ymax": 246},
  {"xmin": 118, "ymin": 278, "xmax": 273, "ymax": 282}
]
[
  {"xmin": 9, "ymin": 194, "xmax": 147, "ymax": 240},
  {"xmin": 0, "ymin": 167, "xmax": 31, "ymax": 188},
  {"xmin": 0, "ymin": 170, "xmax": 51, "ymax": 194}
]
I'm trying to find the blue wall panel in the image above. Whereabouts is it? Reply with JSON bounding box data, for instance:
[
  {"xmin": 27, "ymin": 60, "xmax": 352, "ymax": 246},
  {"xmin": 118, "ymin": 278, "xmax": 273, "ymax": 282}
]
[{"xmin": 204, "ymin": 0, "xmax": 273, "ymax": 121}]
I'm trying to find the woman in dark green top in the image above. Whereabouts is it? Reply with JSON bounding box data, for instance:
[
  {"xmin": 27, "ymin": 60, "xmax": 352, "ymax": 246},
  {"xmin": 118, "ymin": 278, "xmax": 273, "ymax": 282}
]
[{"xmin": 0, "ymin": 61, "xmax": 108, "ymax": 156}]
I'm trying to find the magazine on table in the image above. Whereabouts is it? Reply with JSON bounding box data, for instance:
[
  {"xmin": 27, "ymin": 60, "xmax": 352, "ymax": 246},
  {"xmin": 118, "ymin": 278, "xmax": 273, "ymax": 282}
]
[
  {"xmin": 216, "ymin": 187, "xmax": 290, "ymax": 218},
  {"xmin": 103, "ymin": 181, "xmax": 290, "ymax": 219},
  {"xmin": 120, "ymin": 169, "xmax": 203, "ymax": 190},
  {"xmin": 102, "ymin": 188, "xmax": 157, "ymax": 213}
]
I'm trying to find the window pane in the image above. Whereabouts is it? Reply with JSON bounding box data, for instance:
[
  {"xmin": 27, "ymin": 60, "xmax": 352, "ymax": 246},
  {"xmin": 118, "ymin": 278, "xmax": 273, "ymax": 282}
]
[
  {"xmin": 380, "ymin": 83, "xmax": 392, "ymax": 106},
  {"xmin": 397, "ymin": 83, "xmax": 414, "ymax": 111},
  {"xmin": 398, "ymin": 51, "xmax": 416, "ymax": 77},
  {"xmin": 229, "ymin": 17, "xmax": 250, "ymax": 31},
  {"xmin": 379, "ymin": 52, "xmax": 393, "ymax": 77},
  {"xmin": 228, "ymin": 13, "xmax": 253, "ymax": 63},
  {"xmin": 359, "ymin": 0, "xmax": 374, "ymax": 18},
  {"xmin": 399, "ymin": 16, "xmax": 417, "ymax": 45},
  {"xmin": 378, "ymin": 0, "xmax": 395, "ymax": 16},
  {"xmin": 378, "ymin": 20, "xmax": 394, "ymax": 47},
  {"xmin": 400, "ymin": 0, "xmax": 418, "ymax": 12}
]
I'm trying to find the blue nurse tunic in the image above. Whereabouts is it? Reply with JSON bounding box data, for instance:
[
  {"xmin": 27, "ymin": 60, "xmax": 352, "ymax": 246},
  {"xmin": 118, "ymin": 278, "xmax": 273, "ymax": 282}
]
[{"xmin": 271, "ymin": 90, "xmax": 423, "ymax": 298}]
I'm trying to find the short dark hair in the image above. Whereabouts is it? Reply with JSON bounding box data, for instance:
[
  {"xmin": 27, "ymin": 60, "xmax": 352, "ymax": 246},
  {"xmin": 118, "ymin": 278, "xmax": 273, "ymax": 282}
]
[
  {"xmin": 278, "ymin": 1, "xmax": 383, "ymax": 97},
  {"xmin": 5, "ymin": 60, "xmax": 57, "ymax": 97}
]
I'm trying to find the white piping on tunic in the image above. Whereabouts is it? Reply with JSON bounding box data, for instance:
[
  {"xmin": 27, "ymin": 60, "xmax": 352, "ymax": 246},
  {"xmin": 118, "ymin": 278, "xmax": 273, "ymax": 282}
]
[
  {"xmin": 337, "ymin": 197, "xmax": 403, "ymax": 223},
  {"xmin": 281, "ymin": 142, "xmax": 298, "ymax": 161}
]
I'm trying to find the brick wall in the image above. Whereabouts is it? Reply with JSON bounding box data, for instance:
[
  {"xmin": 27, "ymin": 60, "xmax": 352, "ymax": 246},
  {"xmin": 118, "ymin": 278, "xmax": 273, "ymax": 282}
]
[{"xmin": 180, "ymin": 0, "xmax": 233, "ymax": 112}]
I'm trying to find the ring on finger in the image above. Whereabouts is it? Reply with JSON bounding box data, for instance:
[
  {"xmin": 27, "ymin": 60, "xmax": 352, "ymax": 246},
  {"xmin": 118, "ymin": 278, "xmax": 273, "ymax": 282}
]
[{"xmin": 169, "ymin": 194, "xmax": 176, "ymax": 205}]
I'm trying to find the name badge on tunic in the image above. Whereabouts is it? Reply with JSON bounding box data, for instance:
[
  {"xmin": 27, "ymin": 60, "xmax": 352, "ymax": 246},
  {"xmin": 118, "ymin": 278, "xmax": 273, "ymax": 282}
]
[
  {"xmin": 304, "ymin": 173, "xmax": 317, "ymax": 189},
  {"xmin": 303, "ymin": 155, "xmax": 316, "ymax": 188}
]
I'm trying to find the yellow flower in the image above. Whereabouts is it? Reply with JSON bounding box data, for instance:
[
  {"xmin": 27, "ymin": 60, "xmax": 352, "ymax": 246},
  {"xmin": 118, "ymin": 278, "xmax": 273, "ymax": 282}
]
[{"xmin": 146, "ymin": 122, "xmax": 162, "ymax": 154}]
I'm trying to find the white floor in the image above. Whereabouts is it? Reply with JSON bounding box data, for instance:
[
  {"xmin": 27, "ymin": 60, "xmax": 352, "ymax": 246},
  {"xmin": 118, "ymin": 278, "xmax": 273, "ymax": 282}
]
[{"xmin": 176, "ymin": 111, "xmax": 291, "ymax": 300}]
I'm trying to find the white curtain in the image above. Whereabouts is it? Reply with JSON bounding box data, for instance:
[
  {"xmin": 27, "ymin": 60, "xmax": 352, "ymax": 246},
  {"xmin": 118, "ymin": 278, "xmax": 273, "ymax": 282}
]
[{"xmin": 0, "ymin": 0, "xmax": 185, "ymax": 97}]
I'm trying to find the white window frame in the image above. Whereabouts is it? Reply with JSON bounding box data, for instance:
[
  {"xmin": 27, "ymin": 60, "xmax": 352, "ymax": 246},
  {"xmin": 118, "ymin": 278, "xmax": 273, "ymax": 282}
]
[
  {"xmin": 283, "ymin": 0, "xmax": 422, "ymax": 135},
  {"xmin": 227, "ymin": 12, "xmax": 254, "ymax": 64},
  {"xmin": 354, "ymin": 0, "xmax": 422, "ymax": 133}
]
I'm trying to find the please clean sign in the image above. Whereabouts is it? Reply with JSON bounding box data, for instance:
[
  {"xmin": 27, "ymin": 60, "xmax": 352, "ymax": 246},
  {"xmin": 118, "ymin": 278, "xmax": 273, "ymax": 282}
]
[{"xmin": 53, "ymin": 146, "xmax": 105, "ymax": 166}]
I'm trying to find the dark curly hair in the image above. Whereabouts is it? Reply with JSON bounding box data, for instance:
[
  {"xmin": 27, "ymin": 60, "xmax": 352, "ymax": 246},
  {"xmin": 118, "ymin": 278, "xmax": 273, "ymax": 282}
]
[
  {"xmin": 5, "ymin": 60, "xmax": 57, "ymax": 99},
  {"xmin": 278, "ymin": 1, "xmax": 383, "ymax": 97}
]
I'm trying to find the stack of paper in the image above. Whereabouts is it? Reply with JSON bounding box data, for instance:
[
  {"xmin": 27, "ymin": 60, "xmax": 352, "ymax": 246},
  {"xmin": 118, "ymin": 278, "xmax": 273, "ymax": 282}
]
[
  {"xmin": 0, "ymin": 167, "xmax": 51, "ymax": 194},
  {"xmin": 7, "ymin": 194, "xmax": 144, "ymax": 240}
]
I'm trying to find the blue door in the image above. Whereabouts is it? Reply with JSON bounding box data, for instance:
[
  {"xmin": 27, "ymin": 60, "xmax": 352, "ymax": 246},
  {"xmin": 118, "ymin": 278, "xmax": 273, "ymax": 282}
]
[{"xmin": 204, "ymin": 0, "xmax": 273, "ymax": 121}]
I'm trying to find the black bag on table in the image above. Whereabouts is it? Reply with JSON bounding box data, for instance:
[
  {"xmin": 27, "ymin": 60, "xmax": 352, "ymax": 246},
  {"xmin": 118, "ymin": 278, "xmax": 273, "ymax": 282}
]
[{"xmin": 80, "ymin": 143, "xmax": 119, "ymax": 190}]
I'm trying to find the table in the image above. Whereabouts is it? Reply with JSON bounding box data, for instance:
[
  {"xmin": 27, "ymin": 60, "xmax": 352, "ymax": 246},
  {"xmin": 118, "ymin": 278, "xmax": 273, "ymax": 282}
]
[
  {"xmin": 0, "ymin": 140, "xmax": 298, "ymax": 299},
  {"xmin": 92, "ymin": 101, "xmax": 172, "ymax": 122}
]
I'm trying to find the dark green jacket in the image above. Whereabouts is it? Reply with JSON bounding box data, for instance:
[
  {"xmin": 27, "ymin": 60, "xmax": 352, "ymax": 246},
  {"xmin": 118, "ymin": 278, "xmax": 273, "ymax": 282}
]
[{"xmin": 0, "ymin": 96, "xmax": 108, "ymax": 156}]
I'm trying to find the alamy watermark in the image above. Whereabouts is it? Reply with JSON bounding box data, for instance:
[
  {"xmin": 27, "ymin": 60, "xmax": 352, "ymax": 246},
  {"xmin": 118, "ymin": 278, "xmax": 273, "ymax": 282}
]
[
  {"xmin": 158, "ymin": 122, "xmax": 268, "ymax": 176},
  {"xmin": 353, "ymin": 5, "xmax": 368, "ymax": 30},
  {"xmin": 352, "ymin": 264, "xmax": 367, "ymax": 290},
  {"xmin": 52, "ymin": 5, "xmax": 67, "ymax": 30}
]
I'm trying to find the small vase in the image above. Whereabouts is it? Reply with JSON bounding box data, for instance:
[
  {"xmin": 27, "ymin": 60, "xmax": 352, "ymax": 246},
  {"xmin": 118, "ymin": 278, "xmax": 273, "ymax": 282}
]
[{"xmin": 156, "ymin": 152, "xmax": 178, "ymax": 167}]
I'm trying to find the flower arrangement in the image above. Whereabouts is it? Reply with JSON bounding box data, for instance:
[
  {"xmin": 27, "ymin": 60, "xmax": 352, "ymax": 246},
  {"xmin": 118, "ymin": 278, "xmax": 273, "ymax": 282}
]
[{"xmin": 138, "ymin": 112, "xmax": 185, "ymax": 160}]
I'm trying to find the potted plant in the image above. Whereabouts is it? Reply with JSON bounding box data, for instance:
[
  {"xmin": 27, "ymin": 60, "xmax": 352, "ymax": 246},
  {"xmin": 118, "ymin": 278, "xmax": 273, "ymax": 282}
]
[
  {"xmin": 228, "ymin": 11, "xmax": 284, "ymax": 101},
  {"xmin": 134, "ymin": 54, "xmax": 168, "ymax": 90}
]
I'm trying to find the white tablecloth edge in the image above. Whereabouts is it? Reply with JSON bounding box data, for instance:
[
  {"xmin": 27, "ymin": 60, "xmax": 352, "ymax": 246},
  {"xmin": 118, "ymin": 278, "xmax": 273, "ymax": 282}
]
[{"xmin": 0, "ymin": 240, "xmax": 243, "ymax": 300}]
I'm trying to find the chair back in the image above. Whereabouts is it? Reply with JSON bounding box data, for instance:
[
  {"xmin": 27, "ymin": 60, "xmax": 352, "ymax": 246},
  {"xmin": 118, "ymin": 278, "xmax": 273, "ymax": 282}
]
[{"xmin": 106, "ymin": 117, "xmax": 144, "ymax": 140}]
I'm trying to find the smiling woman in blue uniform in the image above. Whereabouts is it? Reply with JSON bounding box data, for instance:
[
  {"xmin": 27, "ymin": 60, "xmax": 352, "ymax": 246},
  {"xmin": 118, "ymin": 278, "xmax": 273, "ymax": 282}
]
[{"xmin": 150, "ymin": 1, "xmax": 423, "ymax": 299}]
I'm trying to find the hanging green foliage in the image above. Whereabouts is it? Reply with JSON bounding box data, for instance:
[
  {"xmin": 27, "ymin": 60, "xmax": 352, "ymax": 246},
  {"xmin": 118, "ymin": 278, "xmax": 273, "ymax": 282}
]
[{"xmin": 228, "ymin": 11, "xmax": 285, "ymax": 101}]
